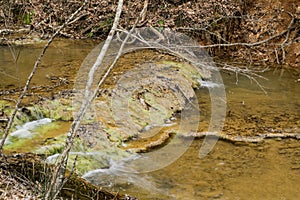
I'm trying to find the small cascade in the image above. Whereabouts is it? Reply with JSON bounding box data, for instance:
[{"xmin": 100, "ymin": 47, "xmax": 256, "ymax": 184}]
[
  {"xmin": 82, "ymin": 156, "xmax": 168, "ymax": 197},
  {"xmin": 10, "ymin": 118, "xmax": 52, "ymax": 139},
  {"xmin": 199, "ymin": 80, "xmax": 223, "ymax": 88}
]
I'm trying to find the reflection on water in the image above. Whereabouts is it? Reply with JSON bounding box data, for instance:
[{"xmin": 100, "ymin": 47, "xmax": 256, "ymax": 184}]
[{"xmin": 0, "ymin": 39, "xmax": 97, "ymax": 90}]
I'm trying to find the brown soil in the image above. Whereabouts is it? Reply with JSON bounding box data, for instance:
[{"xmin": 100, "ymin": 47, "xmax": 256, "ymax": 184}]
[
  {"xmin": 0, "ymin": 0, "xmax": 299, "ymax": 66},
  {"xmin": 0, "ymin": 153, "xmax": 136, "ymax": 199}
]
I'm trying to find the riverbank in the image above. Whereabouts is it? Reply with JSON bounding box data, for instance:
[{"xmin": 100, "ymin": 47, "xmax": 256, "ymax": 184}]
[
  {"xmin": 0, "ymin": 0, "xmax": 299, "ymax": 199},
  {"xmin": 0, "ymin": 0, "xmax": 299, "ymax": 67},
  {"xmin": 0, "ymin": 153, "xmax": 136, "ymax": 199}
]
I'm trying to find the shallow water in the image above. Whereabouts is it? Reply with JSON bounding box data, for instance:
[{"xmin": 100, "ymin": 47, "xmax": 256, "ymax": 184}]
[
  {"xmin": 0, "ymin": 39, "xmax": 97, "ymax": 90},
  {"xmin": 84, "ymin": 67, "xmax": 300, "ymax": 200},
  {"xmin": 199, "ymin": 67, "xmax": 300, "ymax": 137},
  {"xmin": 120, "ymin": 138, "xmax": 300, "ymax": 200},
  {"xmin": 0, "ymin": 40, "xmax": 299, "ymax": 199},
  {"xmin": 4, "ymin": 120, "xmax": 70, "ymax": 153}
]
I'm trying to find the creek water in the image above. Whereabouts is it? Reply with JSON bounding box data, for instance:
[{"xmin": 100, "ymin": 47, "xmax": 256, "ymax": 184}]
[
  {"xmin": 89, "ymin": 138, "xmax": 300, "ymax": 200},
  {"xmin": 0, "ymin": 40, "xmax": 299, "ymax": 199},
  {"xmin": 0, "ymin": 39, "xmax": 96, "ymax": 90},
  {"xmin": 84, "ymin": 67, "xmax": 300, "ymax": 200}
]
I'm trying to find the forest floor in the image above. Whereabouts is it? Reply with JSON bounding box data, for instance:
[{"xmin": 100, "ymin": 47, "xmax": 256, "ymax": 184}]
[
  {"xmin": 0, "ymin": 0, "xmax": 299, "ymax": 199},
  {"xmin": 0, "ymin": 0, "xmax": 299, "ymax": 67}
]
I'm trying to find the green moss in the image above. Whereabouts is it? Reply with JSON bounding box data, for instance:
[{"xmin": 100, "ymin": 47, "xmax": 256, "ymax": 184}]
[
  {"xmin": 44, "ymin": 137, "xmax": 134, "ymax": 176},
  {"xmin": 104, "ymin": 127, "xmax": 124, "ymax": 142},
  {"xmin": 157, "ymin": 19, "xmax": 165, "ymax": 26},
  {"xmin": 23, "ymin": 12, "xmax": 33, "ymax": 25},
  {"xmin": 4, "ymin": 122, "xmax": 69, "ymax": 154},
  {"xmin": 157, "ymin": 60, "xmax": 203, "ymax": 88},
  {"xmin": 37, "ymin": 99, "xmax": 74, "ymax": 121}
]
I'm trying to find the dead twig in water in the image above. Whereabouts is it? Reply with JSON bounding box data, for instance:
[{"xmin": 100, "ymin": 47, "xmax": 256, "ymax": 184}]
[{"xmin": 218, "ymin": 62, "xmax": 269, "ymax": 94}]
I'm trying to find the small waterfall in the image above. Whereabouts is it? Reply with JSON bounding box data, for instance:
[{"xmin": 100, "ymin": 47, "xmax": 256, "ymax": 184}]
[
  {"xmin": 199, "ymin": 80, "xmax": 223, "ymax": 88},
  {"xmin": 10, "ymin": 118, "xmax": 52, "ymax": 139},
  {"xmin": 82, "ymin": 156, "xmax": 165, "ymax": 195}
]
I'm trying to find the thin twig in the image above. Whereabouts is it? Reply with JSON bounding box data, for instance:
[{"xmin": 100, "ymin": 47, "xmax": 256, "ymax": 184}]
[
  {"xmin": 51, "ymin": 155, "xmax": 78, "ymax": 199},
  {"xmin": 0, "ymin": 0, "xmax": 88, "ymax": 153},
  {"xmin": 178, "ymin": 17, "xmax": 296, "ymax": 48},
  {"xmin": 280, "ymin": 16, "xmax": 294, "ymax": 64},
  {"xmin": 45, "ymin": 0, "xmax": 124, "ymax": 199},
  {"xmin": 93, "ymin": 0, "xmax": 149, "ymax": 99},
  {"xmin": 220, "ymin": 62, "xmax": 269, "ymax": 94}
]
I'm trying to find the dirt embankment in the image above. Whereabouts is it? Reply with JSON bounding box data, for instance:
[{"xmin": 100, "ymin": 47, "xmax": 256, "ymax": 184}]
[
  {"xmin": 0, "ymin": 153, "xmax": 136, "ymax": 199},
  {"xmin": 0, "ymin": 0, "xmax": 299, "ymax": 67}
]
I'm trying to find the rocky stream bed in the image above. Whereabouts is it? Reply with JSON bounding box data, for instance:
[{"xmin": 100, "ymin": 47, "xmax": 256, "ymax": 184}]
[{"xmin": 0, "ymin": 35, "xmax": 299, "ymax": 199}]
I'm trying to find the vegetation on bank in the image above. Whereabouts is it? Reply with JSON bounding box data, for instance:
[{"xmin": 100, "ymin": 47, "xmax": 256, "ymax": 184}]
[
  {"xmin": 0, "ymin": 0, "xmax": 299, "ymax": 199},
  {"xmin": 0, "ymin": 0, "xmax": 299, "ymax": 66},
  {"xmin": 0, "ymin": 153, "xmax": 135, "ymax": 199}
]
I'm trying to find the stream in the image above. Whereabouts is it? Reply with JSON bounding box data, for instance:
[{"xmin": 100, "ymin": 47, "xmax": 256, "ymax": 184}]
[
  {"xmin": 86, "ymin": 138, "xmax": 300, "ymax": 200},
  {"xmin": 0, "ymin": 39, "xmax": 299, "ymax": 199},
  {"xmin": 82, "ymin": 66, "xmax": 300, "ymax": 200}
]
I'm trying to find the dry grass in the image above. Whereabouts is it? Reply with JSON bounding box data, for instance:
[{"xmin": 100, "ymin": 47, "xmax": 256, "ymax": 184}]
[{"xmin": 0, "ymin": 168, "xmax": 41, "ymax": 200}]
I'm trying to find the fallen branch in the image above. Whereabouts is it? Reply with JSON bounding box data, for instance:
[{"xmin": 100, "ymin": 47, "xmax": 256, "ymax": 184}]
[
  {"xmin": 0, "ymin": 118, "xmax": 8, "ymax": 122},
  {"xmin": 218, "ymin": 62, "xmax": 269, "ymax": 94},
  {"xmin": 187, "ymin": 131, "xmax": 300, "ymax": 143},
  {"xmin": 0, "ymin": 29, "xmax": 14, "ymax": 34},
  {"xmin": 178, "ymin": 16, "xmax": 296, "ymax": 49}
]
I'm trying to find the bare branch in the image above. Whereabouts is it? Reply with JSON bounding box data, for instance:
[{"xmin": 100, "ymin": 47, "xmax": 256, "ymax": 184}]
[
  {"xmin": 140, "ymin": 0, "xmax": 149, "ymax": 24},
  {"xmin": 0, "ymin": 0, "xmax": 88, "ymax": 154},
  {"xmin": 178, "ymin": 16, "xmax": 296, "ymax": 49},
  {"xmin": 45, "ymin": 0, "xmax": 124, "ymax": 199},
  {"xmin": 219, "ymin": 62, "xmax": 269, "ymax": 94},
  {"xmin": 280, "ymin": 15, "xmax": 295, "ymax": 64}
]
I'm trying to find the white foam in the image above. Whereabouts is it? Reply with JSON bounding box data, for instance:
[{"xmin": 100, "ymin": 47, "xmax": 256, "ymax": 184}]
[
  {"xmin": 23, "ymin": 118, "xmax": 52, "ymax": 129},
  {"xmin": 199, "ymin": 80, "xmax": 222, "ymax": 88},
  {"xmin": 10, "ymin": 129, "xmax": 31, "ymax": 138},
  {"xmin": 45, "ymin": 153, "xmax": 60, "ymax": 163},
  {"xmin": 10, "ymin": 118, "xmax": 52, "ymax": 139},
  {"xmin": 82, "ymin": 155, "xmax": 162, "ymax": 194}
]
